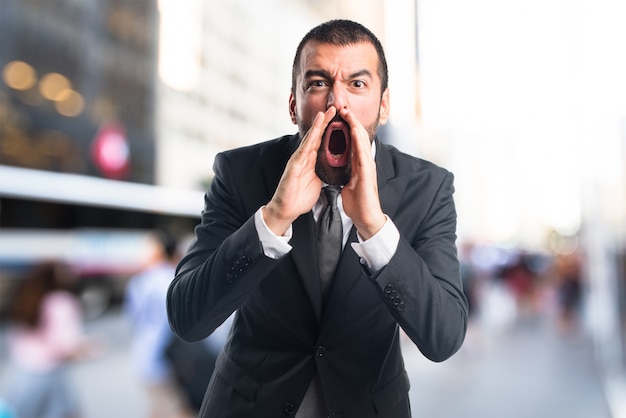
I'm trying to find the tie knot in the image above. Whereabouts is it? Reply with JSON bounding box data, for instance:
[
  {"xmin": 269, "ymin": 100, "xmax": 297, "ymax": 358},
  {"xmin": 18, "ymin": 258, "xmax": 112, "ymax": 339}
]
[{"xmin": 323, "ymin": 186, "xmax": 340, "ymax": 207}]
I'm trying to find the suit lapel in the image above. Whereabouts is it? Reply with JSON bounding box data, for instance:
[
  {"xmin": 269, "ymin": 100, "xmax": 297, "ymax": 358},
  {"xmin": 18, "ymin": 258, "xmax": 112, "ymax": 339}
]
[
  {"xmin": 320, "ymin": 227, "xmax": 360, "ymax": 323},
  {"xmin": 261, "ymin": 134, "xmax": 323, "ymax": 321},
  {"xmin": 290, "ymin": 213, "xmax": 323, "ymax": 321},
  {"xmin": 375, "ymin": 138, "xmax": 407, "ymax": 219},
  {"xmin": 260, "ymin": 134, "xmax": 300, "ymax": 198},
  {"xmin": 322, "ymin": 139, "xmax": 410, "ymax": 322}
]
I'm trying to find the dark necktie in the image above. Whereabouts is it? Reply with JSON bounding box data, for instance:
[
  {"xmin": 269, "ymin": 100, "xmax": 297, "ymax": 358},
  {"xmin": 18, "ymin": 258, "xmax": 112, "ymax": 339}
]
[{"xmin": 316, "ymin": 186, "xmax": 343, "ymax": 297}]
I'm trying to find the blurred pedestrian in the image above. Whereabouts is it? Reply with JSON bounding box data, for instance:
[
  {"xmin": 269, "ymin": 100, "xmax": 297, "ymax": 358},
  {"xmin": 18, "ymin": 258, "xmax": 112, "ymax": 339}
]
[
  {"xmin": 554, "ymin": 248, "xmax": 583, "ymax": 334},
  {"xmin": 500, "ymin": 253, "xmax": 537, "ymax": 315},
  {"xmin": 124, "ymin": 232, "xmax": 196, "ymax": 418},
  {"xmin": 1, "ymin": 261, "xmax": 95, "ymax": 418},
  {"xmin": 164, "ymin": 314, "xmax": 232, "ymax": 413}
]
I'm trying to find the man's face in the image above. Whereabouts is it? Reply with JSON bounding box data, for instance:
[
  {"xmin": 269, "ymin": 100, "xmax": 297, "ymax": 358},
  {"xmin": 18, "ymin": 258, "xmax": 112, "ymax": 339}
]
[{"xmin": 289, "ymin": 41, "xmax": 390, "ymax": 186}]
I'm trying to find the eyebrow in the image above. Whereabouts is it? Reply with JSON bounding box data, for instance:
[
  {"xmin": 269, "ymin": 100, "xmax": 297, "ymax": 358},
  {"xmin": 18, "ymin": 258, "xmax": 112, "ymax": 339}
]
[{"xmin": 304, "ymin": 69, "xmax": 373, "ymax": 81}]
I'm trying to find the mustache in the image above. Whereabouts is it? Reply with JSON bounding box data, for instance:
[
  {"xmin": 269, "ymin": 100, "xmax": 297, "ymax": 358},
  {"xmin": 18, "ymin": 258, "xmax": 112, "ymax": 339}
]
[{"xmin": 329, "ymin": 114, "xmax": 348, "ymax": 126}]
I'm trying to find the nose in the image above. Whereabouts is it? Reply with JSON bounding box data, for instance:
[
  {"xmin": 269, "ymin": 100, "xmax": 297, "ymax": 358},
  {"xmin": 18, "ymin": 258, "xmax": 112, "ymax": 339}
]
[{"xmin": 327, "ymin": 83, "xmax": 348, "ymax": 111}]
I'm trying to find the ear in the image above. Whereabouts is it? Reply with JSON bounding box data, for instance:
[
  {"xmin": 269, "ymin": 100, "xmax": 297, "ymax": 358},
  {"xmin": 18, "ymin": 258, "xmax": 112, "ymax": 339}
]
[
  {"xmin": 378, "ymin": 88, "xmax": 390, "ymax": 125},
  {"xmin": 289, "ymin": 92, "xmax": 298, "ymax": 125}
]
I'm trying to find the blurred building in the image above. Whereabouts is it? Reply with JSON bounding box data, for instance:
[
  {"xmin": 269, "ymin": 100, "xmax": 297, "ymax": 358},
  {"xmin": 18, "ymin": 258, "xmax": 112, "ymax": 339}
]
[
  {"xmin": 0, "ymin": 0, "xmax": 157, "ymax": 184},
  {"xmin": 0, "ymin": 0, "xmax": 419, "ymax": 208},
  {"xmin": 154, "ymin": 0, "xmax": 419, "ymax": 190},
  {"xmin": 0, "ymin": 0, "xmax": 163, "ymax": 231},
  {"xmin": 0, "ymin": 0, "xmax": 183, "ymax": 316}
]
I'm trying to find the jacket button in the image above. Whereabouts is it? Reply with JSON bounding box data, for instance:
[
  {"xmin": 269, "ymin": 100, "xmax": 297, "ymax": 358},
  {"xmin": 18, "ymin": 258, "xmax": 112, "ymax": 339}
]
[
  {"xmin": 284, "ymin": 403, "xmax": 296, "ymax": 415},
  {"xmin": 315, "ymin": 346, "xmax": 326, "ymax": 358},
  {"xmin": 384, "ymin": 284, "xmax": 393, "ymax": 294}
]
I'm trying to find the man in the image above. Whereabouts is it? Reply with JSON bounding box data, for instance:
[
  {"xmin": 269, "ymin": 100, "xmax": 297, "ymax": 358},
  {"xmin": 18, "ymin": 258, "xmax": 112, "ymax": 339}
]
[{"xmin": 167, "ymin": 19, "xmax": 468, "ymax": 418}]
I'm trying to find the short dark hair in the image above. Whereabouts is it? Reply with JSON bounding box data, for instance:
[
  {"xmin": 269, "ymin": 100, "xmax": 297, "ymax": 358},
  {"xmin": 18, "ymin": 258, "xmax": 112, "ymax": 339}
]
[
  {"xmin": 155, "ymin": 230, "xmax": 179, "ymax": 259},
  {"xmin": 291, "ymin": 19, "xmax": 389, "ymax": 95}
]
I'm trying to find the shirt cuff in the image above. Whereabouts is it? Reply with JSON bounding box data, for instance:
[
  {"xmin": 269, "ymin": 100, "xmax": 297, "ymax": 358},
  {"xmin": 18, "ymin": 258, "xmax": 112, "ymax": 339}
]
[
  {"xmin": 254, "ymin": 207, "xmax": 292, "ymax": 259},
  {"xmin": 350, "ymin": 215, "xmax": 399, "ymax": 272}
]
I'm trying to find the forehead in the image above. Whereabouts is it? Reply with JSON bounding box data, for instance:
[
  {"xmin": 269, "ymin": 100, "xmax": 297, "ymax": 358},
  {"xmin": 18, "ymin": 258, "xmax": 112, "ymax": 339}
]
[{"xmin": 297, "ymin": 41, "xmax": 380, "ymax": 79}]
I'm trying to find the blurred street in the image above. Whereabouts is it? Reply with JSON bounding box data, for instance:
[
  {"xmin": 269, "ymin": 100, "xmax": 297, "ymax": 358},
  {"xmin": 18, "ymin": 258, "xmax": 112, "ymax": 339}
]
[
  {"xmin": 406, "ymin": 315, "xmax": 612, "ymax": 418},
  {"xmin": 1, "ymin": 307, "xmax": 612, "ymax": 418}
]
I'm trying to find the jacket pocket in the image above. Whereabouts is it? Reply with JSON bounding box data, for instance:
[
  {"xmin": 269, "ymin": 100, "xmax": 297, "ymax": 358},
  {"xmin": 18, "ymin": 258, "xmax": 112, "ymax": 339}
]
[
  {"xmin": 371, "ymin": 370, "xmax": 411, "ymax": 414},
  {"xmin": 214, "ymin": 351, "xmax": 261, "ymax": 402}
]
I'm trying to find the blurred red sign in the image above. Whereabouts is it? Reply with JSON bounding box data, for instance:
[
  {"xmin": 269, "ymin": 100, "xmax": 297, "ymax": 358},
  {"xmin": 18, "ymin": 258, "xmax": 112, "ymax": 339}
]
[{"xmin": 91, "ymin": 124, "xmax": 130, "ymax": 179}]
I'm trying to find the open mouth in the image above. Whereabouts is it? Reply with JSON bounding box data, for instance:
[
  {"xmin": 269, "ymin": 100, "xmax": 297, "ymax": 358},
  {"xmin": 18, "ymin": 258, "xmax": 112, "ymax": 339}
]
[{"xmin": 323, "ymin": 121, "xmax": 351, "ymax": 168}]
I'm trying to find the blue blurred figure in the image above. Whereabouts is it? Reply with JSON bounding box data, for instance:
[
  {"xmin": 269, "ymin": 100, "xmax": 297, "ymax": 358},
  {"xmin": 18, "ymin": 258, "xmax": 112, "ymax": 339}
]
[
  {"xmin": 124, "ymin": 231, "xmax": 195, "ymax": 418},
  {"xmin": 0, "ymin": 400, "xmax": 16, "ymax": 418}
]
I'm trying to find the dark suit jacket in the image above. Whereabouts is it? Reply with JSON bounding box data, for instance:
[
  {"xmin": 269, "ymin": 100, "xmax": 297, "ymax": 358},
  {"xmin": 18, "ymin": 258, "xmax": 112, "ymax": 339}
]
[{"xmin": 167, "ymin": 134, "xmax": 468, "ymax": 418}]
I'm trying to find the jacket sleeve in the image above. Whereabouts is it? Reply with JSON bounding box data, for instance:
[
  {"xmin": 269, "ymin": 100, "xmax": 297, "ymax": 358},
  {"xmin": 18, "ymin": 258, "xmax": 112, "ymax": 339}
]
[
  {"xmin": 370, "ymin": 171, "xmax": 468, "ymax": 362},
  {"xmin": 166, "ymin": 152, "xmax": 281, "ymax": 342}
]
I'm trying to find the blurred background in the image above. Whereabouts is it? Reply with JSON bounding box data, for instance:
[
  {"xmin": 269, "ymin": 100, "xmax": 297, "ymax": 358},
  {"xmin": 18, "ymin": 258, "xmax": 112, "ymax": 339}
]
[{"xmin": 0, "ymin": 0, "xmax": 625, "ymax": 417}]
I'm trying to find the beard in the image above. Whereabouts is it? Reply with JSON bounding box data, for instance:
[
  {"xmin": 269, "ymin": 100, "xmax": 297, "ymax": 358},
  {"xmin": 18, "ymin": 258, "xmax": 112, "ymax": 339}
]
[{"xmin": 298, "ymin": 113, "xmax": 379, "ymax": 186}]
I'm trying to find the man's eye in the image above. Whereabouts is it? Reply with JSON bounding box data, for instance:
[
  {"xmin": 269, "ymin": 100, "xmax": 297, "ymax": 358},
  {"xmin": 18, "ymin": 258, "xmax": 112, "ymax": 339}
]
[
  {"xmin": 307, "ymin": 80, "xmax": 327, "ymax": 89},
  {"xmin": 352, "ymin": 80, "xmax": 365, "ymax": 88}
]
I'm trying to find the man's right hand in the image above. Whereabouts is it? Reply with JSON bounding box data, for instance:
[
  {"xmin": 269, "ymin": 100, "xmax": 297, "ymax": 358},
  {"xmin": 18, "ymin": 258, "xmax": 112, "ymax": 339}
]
[{"xmin": 262, "ymin": 107, "xmax": 337, "ymax": 236}]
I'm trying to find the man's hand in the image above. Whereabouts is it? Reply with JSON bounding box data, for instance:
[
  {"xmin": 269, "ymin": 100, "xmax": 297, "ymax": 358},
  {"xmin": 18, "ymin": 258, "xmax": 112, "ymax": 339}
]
[
  {"xmin": 339, "ymin": 107, "xmax": 387, "ymax": 240},
  {"xmin": 263, "ymin": 107, "xmax": 337, "ymax": 236}
]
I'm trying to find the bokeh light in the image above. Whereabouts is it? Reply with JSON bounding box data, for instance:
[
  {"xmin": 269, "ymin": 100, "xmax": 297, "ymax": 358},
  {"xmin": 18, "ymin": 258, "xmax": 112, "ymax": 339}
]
[
  {"xmin": 2, "ymin": 61, "xmax": 37, "ymax": 91},
  {"xmin": 39, "ymin": 72, "xmax": 72, "ymax": 102},
  {"xmin": 54, "ymin": 90, "xmax": 84, "ymax": 117}
]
